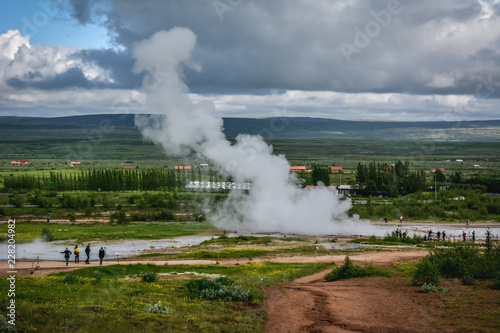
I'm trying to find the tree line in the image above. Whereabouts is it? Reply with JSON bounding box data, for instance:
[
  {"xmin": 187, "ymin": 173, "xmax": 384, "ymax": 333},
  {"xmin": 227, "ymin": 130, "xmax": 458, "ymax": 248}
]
[{"xmin": 3, "ymin": 169, "xmax": 199, "ymax": 192}]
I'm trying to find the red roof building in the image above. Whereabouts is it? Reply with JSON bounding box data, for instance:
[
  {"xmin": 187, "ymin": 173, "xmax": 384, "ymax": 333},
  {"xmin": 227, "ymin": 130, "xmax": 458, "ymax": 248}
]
[
  {"xmin": 290, "ymin": 166, "xmax": 307, "ymax": 172},
  {"xmin": 330, "ymin": 166, "xmax": 343, "ymax": 172},
  {"xmin": 20, "ymin": 159, "xmax": 29, "ymax": 164},
  {"xmin": 11, "ymin": 161, "xmax": 21, "ymax": 166},
  {"xmin": 430, "ymin": 168, "xmax": 445, "ymax": 172},
  {"xmin": 70, "ymin": 161, "xmax": 80, "ymax": 166},
  {"xmin": 175, "ymin": 166, "xmax": 192, "ymax": 170}
]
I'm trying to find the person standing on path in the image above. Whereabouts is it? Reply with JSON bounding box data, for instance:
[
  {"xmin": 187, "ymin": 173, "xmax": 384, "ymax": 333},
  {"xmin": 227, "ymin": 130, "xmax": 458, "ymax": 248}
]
[
  {"xmin": 442, "ymin": 231, "xmax": 446, "ymax": 242},
  {"xmin": 99, "ymin": 247, "xmax": 106, "ymax": 266},
  {"xmin": 400, "ymin": 215, "xmax": 403, "ymax": 223},
  {"xmin": 73, "ymin": 245, "xmax": 80, "ymax": 263},
  {"xmin": 85, "ymin": 243, "xmax": 91, "ymax": 264},
  {"xmin": 472, "ymin": 230, "xmax": 475, "ymax": 242},
  {"xmin": 47, "ymin": 215, "xmax": 50, "ymax": 223},
  {"xmin": 60, "ymin": 247, "xmax": 72, "ymax": 266}
]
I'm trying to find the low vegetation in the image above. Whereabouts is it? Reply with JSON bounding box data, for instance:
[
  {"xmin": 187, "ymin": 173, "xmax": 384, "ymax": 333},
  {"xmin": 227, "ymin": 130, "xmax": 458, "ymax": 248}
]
[
  {"xmin": 412, "ymin": 231, "xmax": 500, "ymax": 288},
  {"xmin": 324, "ymin": 256, "xmax": 390, "ymax": 281},
  {"xmin": 0, "ymin": 262, "xmax": 333, "ymax": 332}
]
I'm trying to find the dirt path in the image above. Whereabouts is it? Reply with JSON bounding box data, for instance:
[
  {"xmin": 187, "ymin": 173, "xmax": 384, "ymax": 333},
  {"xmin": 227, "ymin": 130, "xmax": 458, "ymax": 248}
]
[
  {"xmin": 0, "ymin": 251, "xmax": 427, "ymax": 277},
  {"xmin": 264, "ymin": 251, "xmax": 436, "ymax": 333}
]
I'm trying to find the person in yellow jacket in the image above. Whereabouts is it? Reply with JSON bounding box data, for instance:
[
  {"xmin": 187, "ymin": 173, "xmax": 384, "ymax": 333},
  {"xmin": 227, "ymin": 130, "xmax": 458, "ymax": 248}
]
[{"xmin": 73, "ymin": 245, "xmax": 80, "ymax": 263}]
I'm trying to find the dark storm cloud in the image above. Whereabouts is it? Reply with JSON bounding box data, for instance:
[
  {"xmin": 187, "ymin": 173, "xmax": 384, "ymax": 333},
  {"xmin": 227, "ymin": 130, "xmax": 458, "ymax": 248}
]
[
  {"xmin": 7, "ymin": 67, "xmax": 111, "ymax": 90},
  {"xmin": 75, "ymin": 49, "xmax": 143, "ymax": 89},
  {"xmin": 69, "ymin": 0, "xmax": 94, "ymax": 25},
  {"xmin": 61, "ymin": 0, "xmax": 500, "ymax": 99}
]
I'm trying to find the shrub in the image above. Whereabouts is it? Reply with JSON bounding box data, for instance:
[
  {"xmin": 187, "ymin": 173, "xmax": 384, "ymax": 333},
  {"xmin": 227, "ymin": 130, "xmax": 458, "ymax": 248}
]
[
  {"xmin": 325, "ymin": 256, "xmax": 390, "ymax": 281},
  {"xmin": 412, "ymin": 256, "xmax": 441, "ymax": 286},
  {"xmin": 185, "ymin": 276, "xmax": 253, "ymax": 301},
  {"xmin": 41, "ymin": 228, "xmax": 54, "ymax": 241},
  {"xmin": 419, "ymin": 283, "xmax": 448, "ymax": 293},
  {"xmin": 141, "ymin": 272, "xmax": 158, "ymax": 283},
  {"xmin": 461, "ymin": 276, "xmax": 479, "ymax": 286},
  {"xmin": 431, "ymin": 244, "xmax": 480, "ymax": 278},
  {"xmin": 186, "ymin": 276, "xmax": 233, "ymax": 297},
  {"xmin": 143, "ymin": 301, "xmax": 172, "ymax": 314},
  {"xmin": 0, "ymin": 314, "xmax": 15, "ymax": 332},
  {"xmin": 199, "ymin": 285, "xmax": 253, "ymax": 301},
  {"xmin": 490, "ymin": 271, "xmax": 500, "ymax": 290}
]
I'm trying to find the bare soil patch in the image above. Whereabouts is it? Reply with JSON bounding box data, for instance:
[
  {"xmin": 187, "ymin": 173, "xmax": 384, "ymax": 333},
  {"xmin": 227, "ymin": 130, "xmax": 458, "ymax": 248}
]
[{"xmin": 264, "ymin": 255, "xmax": 500, "ymax": 333}]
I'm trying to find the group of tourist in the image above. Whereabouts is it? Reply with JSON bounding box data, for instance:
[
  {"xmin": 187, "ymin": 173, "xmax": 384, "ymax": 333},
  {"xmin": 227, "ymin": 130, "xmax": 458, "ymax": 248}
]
[{"xmin": 60, "ymin": 243, "xmax": 106, "ymax": 266}]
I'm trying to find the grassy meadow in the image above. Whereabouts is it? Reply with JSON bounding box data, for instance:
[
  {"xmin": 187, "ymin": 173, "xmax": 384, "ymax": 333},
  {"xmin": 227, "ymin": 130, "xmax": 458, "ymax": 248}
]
[{"xmin": 0, "ymin": 262, "xmax": 334, "ymax": 332}]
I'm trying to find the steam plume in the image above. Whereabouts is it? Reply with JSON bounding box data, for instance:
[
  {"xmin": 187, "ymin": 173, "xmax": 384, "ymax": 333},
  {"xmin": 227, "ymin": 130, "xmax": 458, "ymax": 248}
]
[{"xmin": 133, "ymin": 28, "xmax": 375, "ymax": 235}]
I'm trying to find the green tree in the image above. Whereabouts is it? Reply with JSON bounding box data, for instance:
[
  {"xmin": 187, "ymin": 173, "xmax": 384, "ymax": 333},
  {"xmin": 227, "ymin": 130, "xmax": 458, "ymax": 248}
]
[{"xmin": 312, "ymin": 166, "xmax": 331, "ymax": 186}]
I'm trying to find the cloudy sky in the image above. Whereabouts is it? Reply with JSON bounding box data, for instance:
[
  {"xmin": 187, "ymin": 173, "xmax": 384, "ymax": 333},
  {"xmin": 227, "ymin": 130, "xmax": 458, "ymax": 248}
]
[{"xmin": 0, "ymin": 0, "xmax": 500, "ymax": 121}]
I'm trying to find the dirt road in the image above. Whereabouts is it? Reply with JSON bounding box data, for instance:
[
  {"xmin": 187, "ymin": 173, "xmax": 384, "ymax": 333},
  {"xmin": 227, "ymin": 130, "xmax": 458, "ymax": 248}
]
[{"xmin": 264, "ymin": 251, "xmax": 436, "ymax": 333}]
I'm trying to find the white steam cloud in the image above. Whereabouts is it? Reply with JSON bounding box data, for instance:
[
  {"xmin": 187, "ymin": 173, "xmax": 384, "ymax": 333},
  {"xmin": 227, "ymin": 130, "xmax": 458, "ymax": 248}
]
[{"xmin": 133, "ymin": 28, "xmax": 375, "ymax": 235}]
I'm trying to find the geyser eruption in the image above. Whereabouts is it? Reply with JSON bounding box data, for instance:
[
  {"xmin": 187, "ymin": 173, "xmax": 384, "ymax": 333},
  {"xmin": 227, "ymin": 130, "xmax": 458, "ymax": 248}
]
[{"xmin": 133, "ymin": 28, "xmax": 375, "ymax": 235}]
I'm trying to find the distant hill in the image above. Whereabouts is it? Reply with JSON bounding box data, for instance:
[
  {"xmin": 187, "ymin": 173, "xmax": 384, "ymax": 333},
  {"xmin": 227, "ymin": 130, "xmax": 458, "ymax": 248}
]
[{"xmin": 1, "ymin": 114, "xmax": 500, "ymax": 141}]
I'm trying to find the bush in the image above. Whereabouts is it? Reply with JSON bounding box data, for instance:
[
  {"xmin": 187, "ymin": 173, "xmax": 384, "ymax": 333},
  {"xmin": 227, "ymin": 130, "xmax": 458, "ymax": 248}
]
[
  {"xmin": 143, "ymin": 301, "xmax": 172, "ymax": 314},
  {"xmin": 325, "ymin": 256, "xmax": 390, "ymax": 281},
  {"xmin": 141, "ymin": 272, "xmax": 158, "ymax": 283},
  {"xmin": 199, "ymin": 285, "xmax": 253, "ymax": 301},
  {"xmin": 41, "ymin": 228, "xmax": 54, "ymax": 241},
  {"xmin": 461, "ymin": 276, "xmax": 479, "ymax": 286},
  {"xmin": 412, "ymin": 256, "xmax": 441, "ymax": 286},
  {"xmin": 419, "ymin": 283, "xmax": 448, "ymax": 293},
  {"xmin": 185, "ymin": 276, "xmax": 253, "ymax": 301},
  {"xmin": 431, "ymin": 244, "xmax": 480, "ymax": 278},
  {"xmin": 0, "ymin": 314, "xmax": 15, "ymax": 332}
]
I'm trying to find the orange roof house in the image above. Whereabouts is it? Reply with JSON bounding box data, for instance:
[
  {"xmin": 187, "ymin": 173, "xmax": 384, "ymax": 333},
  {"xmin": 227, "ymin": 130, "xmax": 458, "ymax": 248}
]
[
  {"xmin": 430, "ymin": 168, "xmax": 446, "ymax": 172},
  {"xmin": 70, "ymin": 161, "xmax": 80, "ymax": 166},
  {"xmin": 330, "ymin": 166, "xmax": 343, "ymax": 172},
  {"xmin": 11, "ymin": 161, "xmax": 21, "ymax": 166},
  {"xmin": 175, "ymin": 166, "xmax": 192, "ymax": 170},
  {"xmin": 290, "ymin": 166, "xmax": 307, "ymax": 172}
]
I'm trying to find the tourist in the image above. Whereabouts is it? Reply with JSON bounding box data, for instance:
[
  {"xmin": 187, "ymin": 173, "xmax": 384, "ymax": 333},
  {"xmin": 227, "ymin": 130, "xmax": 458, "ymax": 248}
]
[
  {"xmin": 384, "ymin": 217, "xmax": 388, "ymax": 223},
  {"xmin": 60, "ymin": 247, "xmax": 72, "ymax": 266},
  {"xmin": 463, "ymin": 231, "xmax": 466, "ymax": 241},
  {"xmin": 437, "ymin": 231, "xmax": 441, "ymax": 241},
  {"xmin": 73, "ymin": 245, "xmax": 80, "ymax": 263},
  {"xmin": 85, "ymin": 243, "xmax": 91, "ymax": 264},
  {"xmin": 99, "ymin": 247, "xmax": 106, "ymax": 266},
  {"xmin": 47, "ymin": 215, "xmax": 50, "ymax": 223},
  {"xmin": 472, "ymin": 230, "xmax": 475, "ymax": 242},
  {"xmin": 442, "ymin": 231, "xmax": 446, "ymax": 241},
  {"xmin": 400, "ymin": 215, "xmax": 403, "ymax": 223}
]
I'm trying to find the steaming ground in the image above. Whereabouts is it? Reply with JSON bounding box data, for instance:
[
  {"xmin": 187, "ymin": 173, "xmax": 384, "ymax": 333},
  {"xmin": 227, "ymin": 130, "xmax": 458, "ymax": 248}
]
[
  {"xmin": 4, "ymin": 225, "xmax": 498, "ymax": 261},
  {"xmin": 133, "ymin": 28, "xmax": 374, "ymax": 235}
]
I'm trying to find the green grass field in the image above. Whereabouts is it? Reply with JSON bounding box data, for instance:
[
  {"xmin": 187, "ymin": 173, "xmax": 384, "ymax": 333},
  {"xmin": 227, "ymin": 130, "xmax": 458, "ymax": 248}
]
[{"xmin": 0, "ymin": 262, "xmax": 334, "ymax": 332}]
